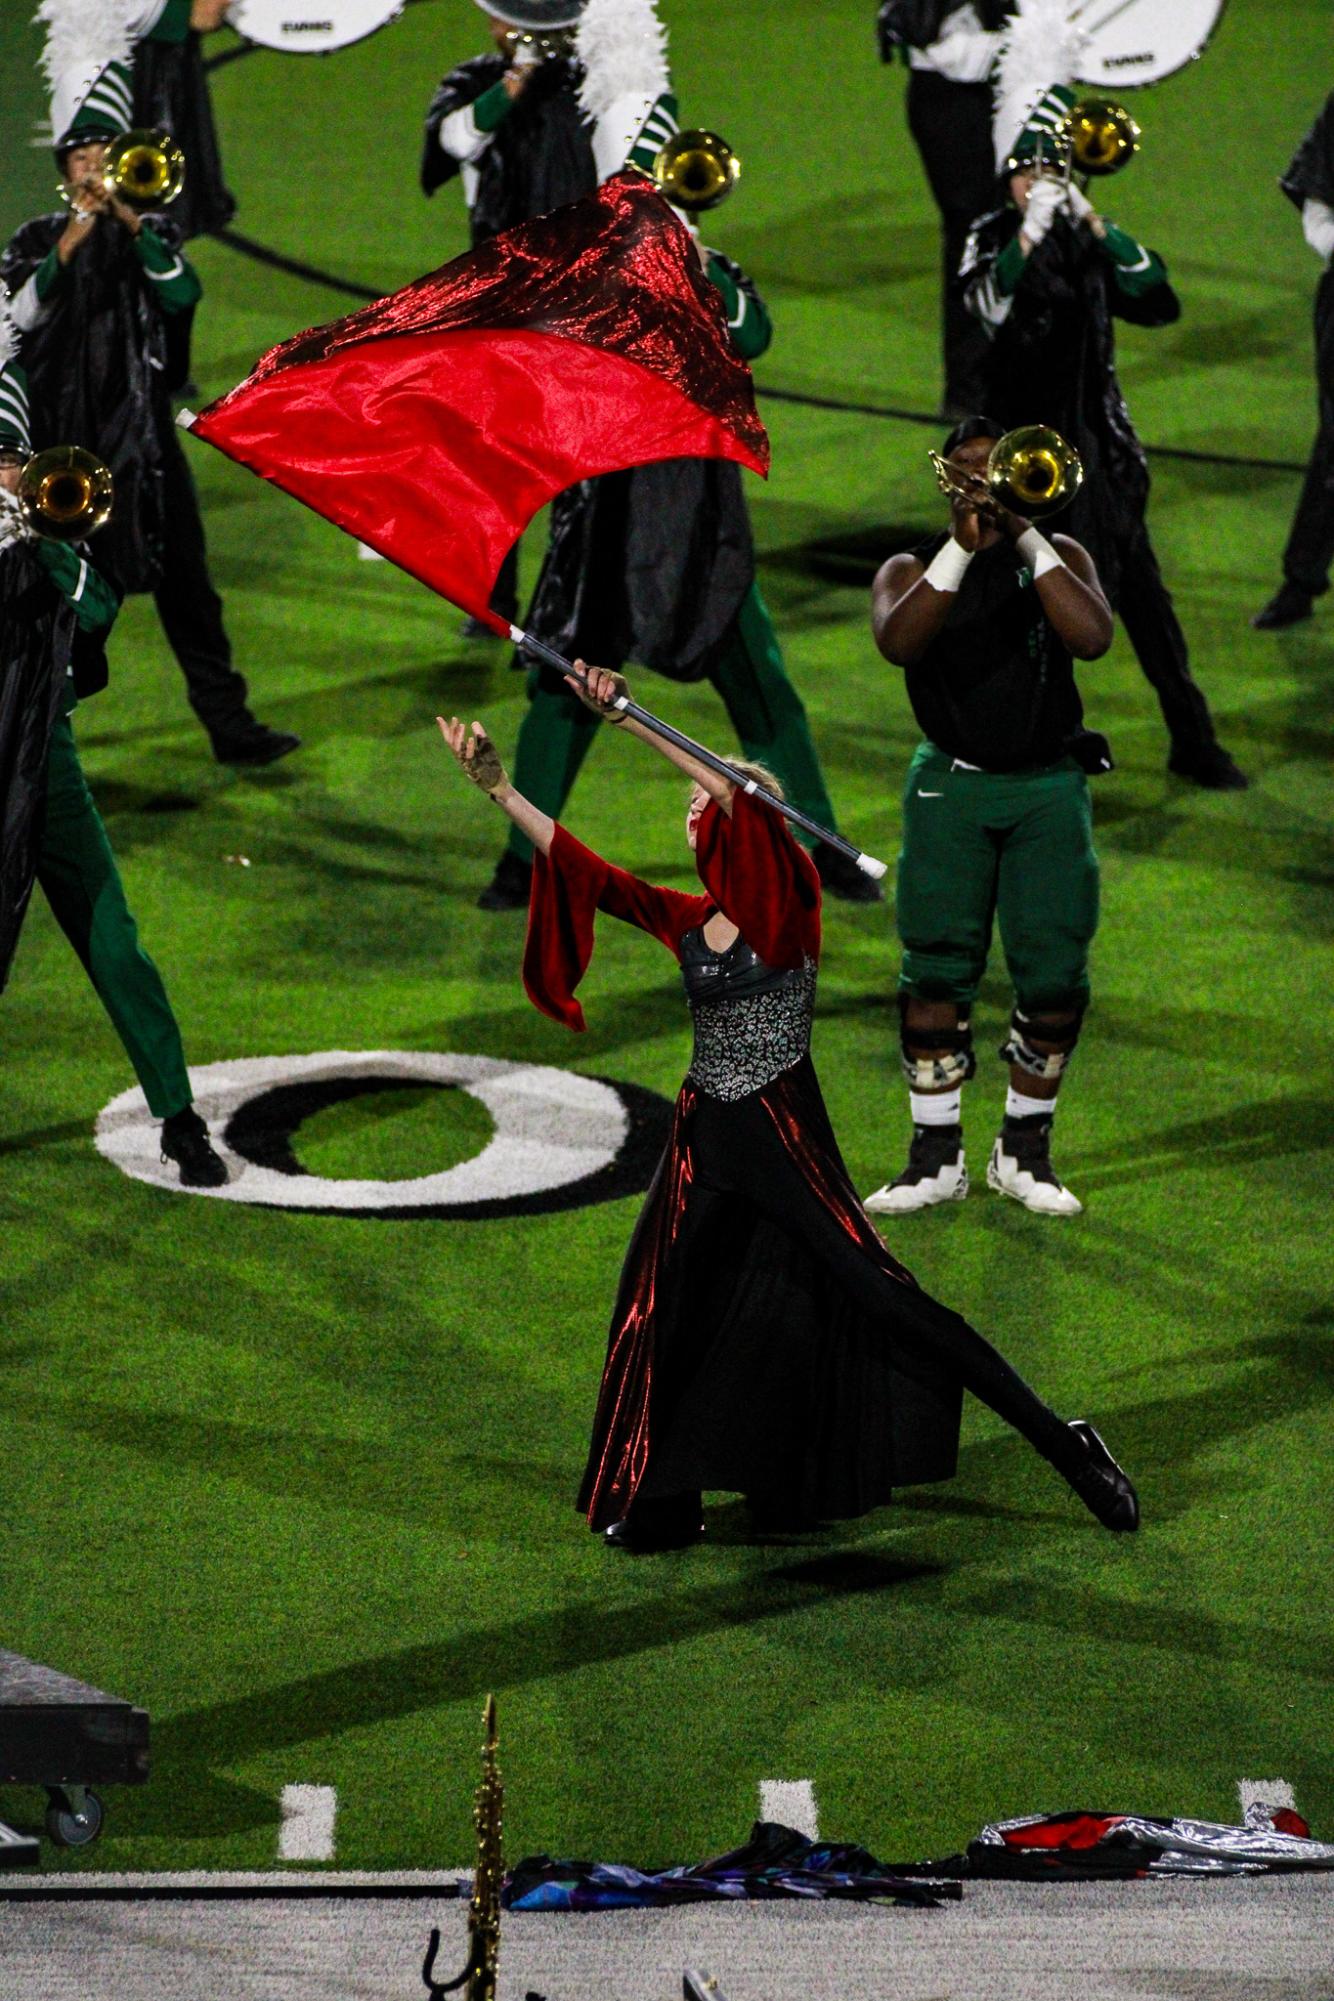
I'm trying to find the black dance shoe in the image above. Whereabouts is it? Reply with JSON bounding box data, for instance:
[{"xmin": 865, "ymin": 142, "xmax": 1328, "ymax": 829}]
[
  {"xmin": 1064, "ymin": 1419, "xmax": 1139, "ymax": 1533},
  {"xmin": 210, "ymin": 719, "xmax": 301, "ymax": 767},
  {"xmin": 603, "ymin": 1495, "xmax": 704, "ymax": 1552},
  {"xmin": 811, "ymin": 839, "xmax": 885, "ymax": 904},
  {"xmin": 1251, "ymin": 582, "xmax": 1314, "ymax": 630},
  {"xmin": 160, "ymin": 1106, "xmax": 228, "ymax": 1188},
  {"xmin": 1166, "ymin": 742, "xmax": 1248, "ymax": 791},
  {"xmin": 477, "ymin": 852, "xmax": 533, "ymax": 912}
]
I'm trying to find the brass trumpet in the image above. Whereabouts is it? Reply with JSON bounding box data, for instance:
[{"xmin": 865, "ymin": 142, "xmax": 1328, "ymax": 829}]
[
  {"xmin": 928, "ymin": 424, "xmax": 1084, "ymax": 521},
  {"xmin": 16, "ymin": 445, "xmax": 115, "ymax": 540},
  {"xmin": 61, "ymin": 127, "xmax": 186, "ymax": 212},
  {"xmin": 652, "ymin": 128, "xmax": 740, "ymax": 213}
]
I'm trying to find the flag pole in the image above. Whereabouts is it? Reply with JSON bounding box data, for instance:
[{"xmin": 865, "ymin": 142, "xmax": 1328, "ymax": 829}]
[{"xmin": 510, "ymin": 626, "xmax": 887, "ymax": 882}]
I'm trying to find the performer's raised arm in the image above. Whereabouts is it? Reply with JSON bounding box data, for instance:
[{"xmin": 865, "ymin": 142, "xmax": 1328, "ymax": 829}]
[
  {"xmin": 437, "ymin": 715, "xmax": 555, "ymax": 853},
  {"xmin": 562, "ymin": 662, "xmax": 734, "ymax": 812}
]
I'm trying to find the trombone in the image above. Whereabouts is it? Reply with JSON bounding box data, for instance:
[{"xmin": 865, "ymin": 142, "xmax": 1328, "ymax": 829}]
[
  {"xmin": 14, "ymin": 446, "xmax": 115, "ymax": 541},
  {"xmin": 928, "ymin": 425, "xmax": 1084, "ymax": 521}
]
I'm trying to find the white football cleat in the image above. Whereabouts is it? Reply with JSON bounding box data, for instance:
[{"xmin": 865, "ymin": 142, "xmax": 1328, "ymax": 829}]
[
  {"xmin": 987, "ymin": 1130, "xmax": 1083, "ymax": 1215},
  {"xmin": 865, "ymin": 1127, "xmax": 968, "ymax": 1213}
]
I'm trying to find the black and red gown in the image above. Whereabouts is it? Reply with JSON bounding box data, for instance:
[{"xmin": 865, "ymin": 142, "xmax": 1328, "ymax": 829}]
[{"xmin": 524, "ymin": 788, "xmax": 1071, "ymax": 1530}]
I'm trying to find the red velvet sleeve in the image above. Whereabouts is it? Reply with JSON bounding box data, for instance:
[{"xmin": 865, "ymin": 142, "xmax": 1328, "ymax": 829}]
[
  {"xmin": 693, "ymin": 788, "xmax": 822, "ymax": 968},
  {"xmin": 523, "ymin": 824, "xmax": 709, "ymax": 1032}
]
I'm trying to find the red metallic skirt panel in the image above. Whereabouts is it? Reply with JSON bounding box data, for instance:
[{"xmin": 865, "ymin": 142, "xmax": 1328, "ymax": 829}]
[{"xmin": 577, "ymin": 1056, "xmax": 965, "ymax": 1530}]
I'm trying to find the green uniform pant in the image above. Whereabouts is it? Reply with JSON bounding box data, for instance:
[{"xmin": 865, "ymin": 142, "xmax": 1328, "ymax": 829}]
[
  {"xmin": 896, "ymin": 743, "xmax": 1099, "ymax": 1013},
  {"xmin": 35, "ymin": 713, "xmax": 192, "ymax": 1119},
  {"xmin": 504, "ymin": 582, "xmax": 838, "ymax": 860}
]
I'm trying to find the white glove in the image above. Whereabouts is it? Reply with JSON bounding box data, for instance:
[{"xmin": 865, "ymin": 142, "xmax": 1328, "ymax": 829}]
[
  {"xmin": 1065, "ymin": 180, "xmax": 1096, "ymax": 223},
  {"xmin": 1021, "ymin": 177, "xmax": 1063, "ymax": 246}
]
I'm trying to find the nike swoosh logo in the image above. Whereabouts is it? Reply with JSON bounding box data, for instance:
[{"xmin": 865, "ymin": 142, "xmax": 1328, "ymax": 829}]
[{"xmin": 917, "ymin": 789, "xmax": 943, "ymax": 797}]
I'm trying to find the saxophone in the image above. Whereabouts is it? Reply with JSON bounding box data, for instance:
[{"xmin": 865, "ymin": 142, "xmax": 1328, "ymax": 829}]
[{"xmin": 422, "ymin": 1694, "xmax": 503, "ymax": 2001}]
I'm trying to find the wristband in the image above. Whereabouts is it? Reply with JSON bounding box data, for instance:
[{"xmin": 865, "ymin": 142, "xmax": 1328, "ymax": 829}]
[
  {"xmin": 922, "ymin": 537, "xmax": 974, "ymax": 595},
  {"xmin": 1016, "ymin": 526, "xmax": 1064, "ymax": 580}
]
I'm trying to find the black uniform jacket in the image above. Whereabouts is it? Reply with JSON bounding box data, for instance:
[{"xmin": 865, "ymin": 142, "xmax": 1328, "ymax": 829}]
[
  {"xmin": 0, "ymin": 542, "xmax": 107, "ymax": 992},
  {"xmin": 133, "ymin": 31, "xmax": 236, "ymax": 239},
  {"xmin": 2, "ymin": 215, "xmax": 189, "ymax": 594},
  {"xmin": 523, "ymin": 251, "xmax": 765, "ymax": 685},
  {"xmin": 420, "ymin": 53, "xmax": 596, "ymax": 243},
  {"xmin": 961, "ymin": 205, "xmax": 1179, "ymax": 594}
]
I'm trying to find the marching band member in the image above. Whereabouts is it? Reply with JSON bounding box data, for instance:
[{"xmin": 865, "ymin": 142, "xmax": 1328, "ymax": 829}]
[
  {"xmin": 0, "ymin": 335, "xmax": 227, "ymax": 1186},
  {"xmin": 437, "ymin": 674, "xmax": 1139, "ymax": 1546},
  {"xmin": 38, "ymin": 0, "xmax": 237, "ymax": 240},
  {"xmin": 877, "ymin": 0, "xmax": 1015, "ymax": 417},
  {"xmin": 421, "ymin": 0, "xmax": 596, "ymax": 631},
  {"xmin": 1253, "ymin": 93, "xmax": 1334, "ymax": 631},
  {"xmin": 2, "ymin": 80, "xmax": 297, "ymax": 768},
  {"xmin": 864, "ymin": 416, "xmax": 1112, "ymax": 1217},
  {"xmin": 477, "ymin": 0, "xmax": 877, "ymax": 911},
  {"xmin": 960, "ymin": 59, "xmax": 1246, "ymax": 791}
]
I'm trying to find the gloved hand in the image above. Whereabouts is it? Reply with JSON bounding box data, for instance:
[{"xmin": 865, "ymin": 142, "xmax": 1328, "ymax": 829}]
[
  {"xmin": 1020, "ymin": 176, "xmax": 1064, "ymax": 246},
  {"xmin": 1065, "ymin": 179, "xmax": 1098, "ymax": 224}
]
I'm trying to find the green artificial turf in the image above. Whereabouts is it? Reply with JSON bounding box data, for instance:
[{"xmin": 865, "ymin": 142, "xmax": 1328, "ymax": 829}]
[{"xmin": 0, "ymin": 0, "xmax": 1331, "ymax": 1876}]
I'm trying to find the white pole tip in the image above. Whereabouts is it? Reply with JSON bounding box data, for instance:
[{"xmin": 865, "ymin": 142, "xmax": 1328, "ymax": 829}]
[{"xmin": 858, "ymin": 853, "xmax": 888, "ymax": 880}]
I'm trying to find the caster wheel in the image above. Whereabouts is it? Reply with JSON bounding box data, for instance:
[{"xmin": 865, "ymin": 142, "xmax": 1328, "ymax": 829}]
[{"xmin": 45, "ymin": 1788, "xmax": 104, "ymax": 1848}]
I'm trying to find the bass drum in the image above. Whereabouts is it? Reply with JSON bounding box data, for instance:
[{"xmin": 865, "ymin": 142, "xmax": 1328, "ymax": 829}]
[
  {"xmin": 1072, "ymin": 0, "xmax": 1227, "ymax": 88},
  {"xmin": 226, "ymin": 0, "xmax": 403, "ymax": 55}
]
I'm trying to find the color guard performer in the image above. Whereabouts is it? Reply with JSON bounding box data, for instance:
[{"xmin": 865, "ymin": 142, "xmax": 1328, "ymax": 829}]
[{"xmin": 437, "ymin": 670, "xmax": 1138, "ymax": 1545}]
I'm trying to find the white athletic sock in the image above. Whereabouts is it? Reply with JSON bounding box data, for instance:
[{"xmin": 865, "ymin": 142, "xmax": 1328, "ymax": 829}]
[
  {"xmin": 910, "ymin": 1088, "xmax": 962, "ymax": 1128},
  {"xmin": 1005, "ymin": 1086, "xmax": 1055, "ymax": 1122}
]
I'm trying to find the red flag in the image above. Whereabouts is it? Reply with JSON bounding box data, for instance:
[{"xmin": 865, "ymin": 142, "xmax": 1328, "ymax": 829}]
[{"xmin": 185, "ymin": 173, "xmax": 770, "ymax": 632}]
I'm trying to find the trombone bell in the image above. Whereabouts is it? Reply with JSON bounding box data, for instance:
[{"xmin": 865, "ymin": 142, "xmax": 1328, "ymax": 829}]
[
  {"xmin": 1066, "ymin": 97, "xmax": 1141, "ymax": 177},
  {"xmin": 17, "ymin": 446, "xmax": 115, "ymax": 541},
  {"xmin": 651, "ymin": 129, "xmax": 740, "ymax": 213},
  {"xmin": 103, "ymin": 127, "xmax": 186, "ymax": 208}
]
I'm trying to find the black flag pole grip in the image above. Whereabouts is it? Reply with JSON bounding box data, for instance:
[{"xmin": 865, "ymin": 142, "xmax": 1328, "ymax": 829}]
[{"xmin": 510, "ymin": 627, "xmax": 887, "ymax": 881}]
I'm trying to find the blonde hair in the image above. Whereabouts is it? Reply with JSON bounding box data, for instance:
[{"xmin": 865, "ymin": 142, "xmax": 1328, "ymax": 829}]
[{"xmin": 721, "ymin": 759, "xmax": 786, "ymax": 801}]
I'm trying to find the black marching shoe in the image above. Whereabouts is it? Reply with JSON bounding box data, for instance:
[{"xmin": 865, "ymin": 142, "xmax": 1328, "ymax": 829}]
[
  {"xmin": 604, "ymin": 1493, "xmax": 704, "ymax": 1552},
  {"xmin": 210, "ymin": 718, "xmax": 301, "ymax": 767},
  {"xmin": 160, "ymin": 1106, "xmax": 228, "ymax": 1188},
  {"xmin": 811, "ymin": 838, "xmax": 885, "ymax": 904},
  {"xmin": 1251, "ymin": 581, "xmax": 1314, "ymax": 631},
  {"xmin": 477, "ymin": 851, "xmax": 532, "ymax": 912},
  {"xmin": 1166, "ymin": 741, "xmax": 1248, "ymax": 791},
  {"xmin": 1063, "ymin": 1419, "xmax": 1139, "ymax": 1532}
]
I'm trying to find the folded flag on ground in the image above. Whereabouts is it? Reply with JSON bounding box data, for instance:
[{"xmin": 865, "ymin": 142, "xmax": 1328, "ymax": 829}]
[
  {"xmin": 504, "ymin": 1820, "xmax": 960, "ymax": 1910},
  {"xmin": 182, "ymin": 172, "xmax": 768, "ymax": 633},
  {"xmin": 964, "ymin": 1801, "xmax": 1334, "ymax": 1879}
]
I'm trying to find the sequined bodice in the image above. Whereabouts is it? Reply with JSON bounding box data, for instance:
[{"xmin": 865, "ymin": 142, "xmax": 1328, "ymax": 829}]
[{"xmin": 679, "ymin": 926, "xmax": 816, "ymax": 1102}]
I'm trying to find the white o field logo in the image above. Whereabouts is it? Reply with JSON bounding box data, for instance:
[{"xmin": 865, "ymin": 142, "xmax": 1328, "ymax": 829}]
[{"xmin": 96, "ymin": 1051, "xmax": 669, "ymax": 1218}]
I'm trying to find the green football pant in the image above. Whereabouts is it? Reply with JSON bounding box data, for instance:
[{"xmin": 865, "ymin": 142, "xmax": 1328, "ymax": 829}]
[
  {"xmin": 35, "ymin": 714, "xmax": 193, "ymax": 1119},
  {"xmin": 504, "ymin": 583, "xmax": 839, "ymax": 861},
  {"xmin": 895, "ymin": 742, "xmax": 1099, "ymax": 1013}
]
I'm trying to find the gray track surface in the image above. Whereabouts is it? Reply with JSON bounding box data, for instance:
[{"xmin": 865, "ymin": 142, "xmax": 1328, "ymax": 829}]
[{"xmin": 1, "ymin": 1876, "xmax": 1332, "ymax": 2001}]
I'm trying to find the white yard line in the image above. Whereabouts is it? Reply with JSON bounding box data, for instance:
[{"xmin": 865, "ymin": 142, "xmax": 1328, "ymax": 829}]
[
  {"xmin": 1238, "ymin": 1778, "xmax": 1297, "ymax": 1815},
  {"xmin": 277, "ymin": 1786, "xmax": 338, "ymax": 1863},
  {"xmin": 759, "ymin": 1780, "xmax": 819, "ymax": 1840}
]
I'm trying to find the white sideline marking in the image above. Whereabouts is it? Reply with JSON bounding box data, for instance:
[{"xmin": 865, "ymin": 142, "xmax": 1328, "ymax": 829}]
[
  {"xmin": 1238, "ymin": 1777, "xmax": 1297, "ymax": 1815},
  {"xmin": 278, "ymin": 1786, "xmax": 338, "ymax": 1862},
  {"xmin": 760, "ymin": 1780, "xmax": 819, "ymax": 1839},
  {"xmin": 356, "ymin": 541, "xmax": 385, "ymax": 561}
]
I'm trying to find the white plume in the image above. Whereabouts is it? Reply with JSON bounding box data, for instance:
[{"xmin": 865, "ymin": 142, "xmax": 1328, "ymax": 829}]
[
  {"xmin": 576, "ymin": 0, "xmax": 669, "ymax": 123},
  {"xmin": 0, "ymin": 292, "xmax": 17, "ymax": 372},
  {"xmin": 992, "ymin": 0, "xmax": 1088, "ymax": 171},
  {"xmin": 35, "ymin": 0, "xmax": 135, "ymax": 92}
]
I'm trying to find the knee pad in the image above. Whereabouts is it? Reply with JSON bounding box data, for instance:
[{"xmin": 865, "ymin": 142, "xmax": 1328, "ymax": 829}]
[
  {"xmin": 999, "ymin": 1006, "xmax": 1085, "ymax": 1082},
  {"xmin": 899, "ymin": 998, "xmax": 976, "ymax": 1091}
]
